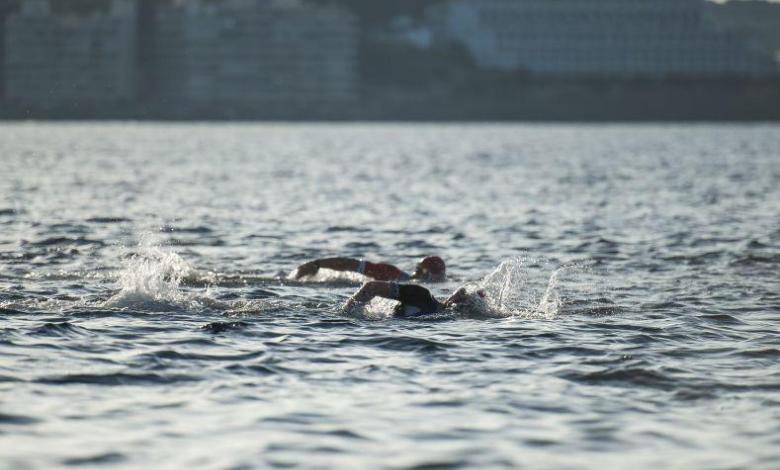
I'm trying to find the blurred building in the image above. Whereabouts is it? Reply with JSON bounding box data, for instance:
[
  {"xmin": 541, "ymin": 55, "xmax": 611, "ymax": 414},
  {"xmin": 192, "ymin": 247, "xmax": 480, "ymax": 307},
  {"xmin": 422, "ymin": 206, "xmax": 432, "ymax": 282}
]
[
  {"xmin": 428, "ymin": 0, "xmax": 776, "ymax": 78},
  {"xmin": 3, "ymin": 0, "xmax": 137, "ymax": 107},
  {"xmin": 705, "ymin": 0, "xmax": 780, "ymax": 66},
  {"xmin": 152, "ymin": 0, "xmax": 358, "ymax": 114},
  {"xmin": 373, "ymin": 16, "xmax": 433, "ymax": 49},
  {"xmin": 0, "ymin": 1, "xmax": 21, "ymax": 99}
]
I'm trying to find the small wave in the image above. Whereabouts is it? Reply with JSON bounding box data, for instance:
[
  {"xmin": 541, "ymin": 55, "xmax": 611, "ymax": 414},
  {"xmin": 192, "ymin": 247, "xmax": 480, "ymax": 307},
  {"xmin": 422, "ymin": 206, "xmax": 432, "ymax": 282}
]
[
  {"xmin": 561, "ymin": 297, "xmax": 622, "ymax": 317},
  {"xmin": 243, "ymin": 233, "xmax": 283, "ymax": 240},
  {"xmin": 180, "ymin": 272, "xmax": 292, "ymax": 289},
  {"xmin": 63, "ymin": 452, "xmax": 125, "ymax": 466},
  {"xmin": 159, "ymin": 224, "xmax": 213, "ymax": 234},
  {"xmin": 737, "ymin": 348, "xmax": 780, "ymax": 358},
  {"xmin": 394, "ymin": 239, "xmax": 438, "ymax": 250},
  {"xmin": 699, "ymin": 313, "xmax": 746, "ymax": 325},
  {"xmin": 569, "ymin": 237, "xmax": 621, "ymax": 255},
  {"xmin": 224, "ymin": 363, "xmax": 282, "ymax": 376},
  {"xmin": 0, "ymin": 413, "xmax": 41, "ymax": 425},
  {"xmin": 560, "ymin": 367, "xmax": 675, "ymax": 391},
  {"xmin": 0, "ymin": 306, "xmax": 27, "ymax": 315},
  {"xmin": 168, "ymin": 237, "xmax": 226, "ymax": 247},
  {"xmin": 86, "ymin": 216, "xmax": 131, "ymax": 224},
  {"xmin": 29, "ymin": 321, "xmax": 94, "ymax": 337},
  {"xmin": 104, "ymin": 294, "xmax": 186, "ymax": 312},
  {"xmin": 200, "ymin": 321, "xmax": 251, "ymax": 334},
  {"xmin": 661, "ymin": 251, "xmax": 723, "ymax": 265},
  {"xmin": 23, "ymin": 236, "xmax": 106, "ymax": 247},
  {"xmin": 37, "ymin": 371, "xmax": 198, "ymax": 386},
  {"xmin": 222, "ymin": 299, "xmax": 288, "ymax": 317},
  {"xmin": 137, "ymin": 349, "xmax": 265, "ymax": 362},
  {"xmin": 339, "ymin": 335, "xmax": 452, "ymax": 353},
  {"xmin": 307, "ymin": 428, "xmax": 370, "ymax": 441},
  {"xmin": 730, "ymin": 253, "xmax": 780, "ymax": 266},
  {"xmin": 302, "ymin": 318, "xmax": 359, "ymax": 329},
  {"xmin": 344, "ymin": 241, "xmax": 380, "ymax": 249},
  {"xmin": 0, "ymin": 251, "xmax": 36, "ymax": 262},
  {"xmin": 325, "ymin": 225, "xmax": 370, "ymax": 233},
  {"xmin": 746, "ymin": 239, "xmax": 772, "ymax": 250}
]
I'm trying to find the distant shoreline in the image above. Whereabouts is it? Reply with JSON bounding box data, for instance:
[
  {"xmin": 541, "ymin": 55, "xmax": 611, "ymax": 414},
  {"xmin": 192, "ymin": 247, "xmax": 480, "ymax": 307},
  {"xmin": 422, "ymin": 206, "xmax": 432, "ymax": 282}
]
[{"xmin": 2, "ymin": 78, "xmax": 779, "ymax": 122}]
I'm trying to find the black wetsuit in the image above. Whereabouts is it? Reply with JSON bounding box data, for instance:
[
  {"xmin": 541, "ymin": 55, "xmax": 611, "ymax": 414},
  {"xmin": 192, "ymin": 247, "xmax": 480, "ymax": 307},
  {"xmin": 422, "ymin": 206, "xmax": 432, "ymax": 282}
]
[{"xmin": 393, "ymin": 284, "xmax": 442, "ymax": 318}]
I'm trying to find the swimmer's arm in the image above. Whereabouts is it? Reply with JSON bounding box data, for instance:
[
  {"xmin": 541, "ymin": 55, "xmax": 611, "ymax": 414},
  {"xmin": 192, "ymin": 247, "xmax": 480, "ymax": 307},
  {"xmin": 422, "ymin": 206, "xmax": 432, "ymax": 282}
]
[
  {"xmin": 293, "ymin": 257, "xmax": 359, "ymax": 279},
  {"xmin": 342, "ymin": 281, "xmax": 398, "ymax": 311},
  {"xmin": 295, "ymin": 258, "xmax": 406, "ymax": 281}
]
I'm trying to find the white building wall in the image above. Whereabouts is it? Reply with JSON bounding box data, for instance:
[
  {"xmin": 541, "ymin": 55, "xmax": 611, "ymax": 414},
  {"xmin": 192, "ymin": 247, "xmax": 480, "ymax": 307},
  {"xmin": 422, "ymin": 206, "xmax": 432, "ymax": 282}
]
[
  {"xmin": 4, "ymin": 0, "xmax": 137, "ymax": 105},
  {"xmin": 432, "ymin": 0, "xmax": 775, "ymax": 77}
]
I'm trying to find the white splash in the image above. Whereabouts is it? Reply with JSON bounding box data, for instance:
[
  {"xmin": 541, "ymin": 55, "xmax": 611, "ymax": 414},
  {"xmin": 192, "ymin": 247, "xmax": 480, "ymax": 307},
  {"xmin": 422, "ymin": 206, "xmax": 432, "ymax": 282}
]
[
  {"xmin": 477, "ymin": 257, "xmax": 569, "ymax": 319},
  {"xmin": 536, "ymin": 267, "xmax": 564, "ymax": 318},
  {"xmin": 105, "ymin": 235, "xmax": 198, "ymax": 311},
  {"xmin": 351, "ymin": 297, "xmax": 396, "ymax": 321}
]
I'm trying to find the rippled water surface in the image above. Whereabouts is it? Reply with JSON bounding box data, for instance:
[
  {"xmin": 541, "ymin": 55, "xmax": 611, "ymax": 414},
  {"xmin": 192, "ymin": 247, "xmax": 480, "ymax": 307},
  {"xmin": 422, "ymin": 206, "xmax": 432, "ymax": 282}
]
[{"xmin": 1, "ymin": 123, "xmax": 779, "ymax": 468}]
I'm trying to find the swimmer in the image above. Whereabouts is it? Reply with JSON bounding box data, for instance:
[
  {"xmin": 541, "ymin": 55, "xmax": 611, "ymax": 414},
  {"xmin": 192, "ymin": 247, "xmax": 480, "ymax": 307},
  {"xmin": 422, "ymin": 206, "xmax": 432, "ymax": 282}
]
[
  {"xmin": 293, "ymin": 256, "xmax": 446, "ymax": 282},
  {"xmin": 342, "ymin": 281, "xmax": 486, "ymax": 318}
]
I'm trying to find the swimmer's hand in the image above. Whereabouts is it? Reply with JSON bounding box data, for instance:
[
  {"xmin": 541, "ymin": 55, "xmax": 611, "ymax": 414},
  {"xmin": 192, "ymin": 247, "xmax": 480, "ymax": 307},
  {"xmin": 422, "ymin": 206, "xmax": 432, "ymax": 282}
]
[
  {"xmin": 444, "ymin": 287, "xmax": 468, "ymax": 307},
  {"xmin": 294, "ymin": 261, "xmax": 319, "ymax": 279},
  {"xmin": 444, "ymin": 287, "xmax": 486, "ymax": 308},
  {"xmin": 342, "ymin": 296, "xmax": 359, "ymax": 312}
]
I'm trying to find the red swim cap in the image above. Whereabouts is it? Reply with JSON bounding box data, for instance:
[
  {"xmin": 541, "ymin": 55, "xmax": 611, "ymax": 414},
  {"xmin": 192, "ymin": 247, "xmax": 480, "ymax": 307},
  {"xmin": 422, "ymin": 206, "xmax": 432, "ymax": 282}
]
[{"xmin": 419, "ymin": 256, "xmax": 446, "ymax": 276}]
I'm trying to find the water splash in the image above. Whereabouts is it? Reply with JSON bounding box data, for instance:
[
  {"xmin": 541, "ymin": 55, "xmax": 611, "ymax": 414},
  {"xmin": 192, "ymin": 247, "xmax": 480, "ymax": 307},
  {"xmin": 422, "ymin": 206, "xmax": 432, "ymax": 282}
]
[
  {"xmin": 475, "ymin": 257, "xmax": 619, "ymax": 318},
  {"xmin": 105, "ymin": 234, "xmax": 199, "ymax": 311},
  {"xmin": 476, "ymin": 258, "xmax": 571, "ymax": 319},
  {"xmin": 536, "ymin": 267, "xmax": 564, "ymax": 318},
  {"xmin": 350, "ymin": 298, "xmax": 397, "ymax": 321}
]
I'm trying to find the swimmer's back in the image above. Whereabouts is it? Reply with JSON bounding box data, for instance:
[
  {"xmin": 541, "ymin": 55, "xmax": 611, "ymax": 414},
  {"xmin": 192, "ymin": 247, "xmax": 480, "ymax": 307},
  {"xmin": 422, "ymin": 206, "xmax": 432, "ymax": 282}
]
[
  {"xmin": 365, "ymin": 262, "xmax": 410, "ymax": 282},
  {"xmin": 392, "ymin": 283, "xmax": 440, "ymax": 317}
]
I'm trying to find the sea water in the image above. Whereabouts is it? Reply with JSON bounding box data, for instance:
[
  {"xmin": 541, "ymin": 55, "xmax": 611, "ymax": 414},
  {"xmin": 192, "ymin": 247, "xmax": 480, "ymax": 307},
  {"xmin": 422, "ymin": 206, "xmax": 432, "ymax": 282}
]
[{"xmin": 1, "ymin": 123, "xmax": 779, "ymax": 468}]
